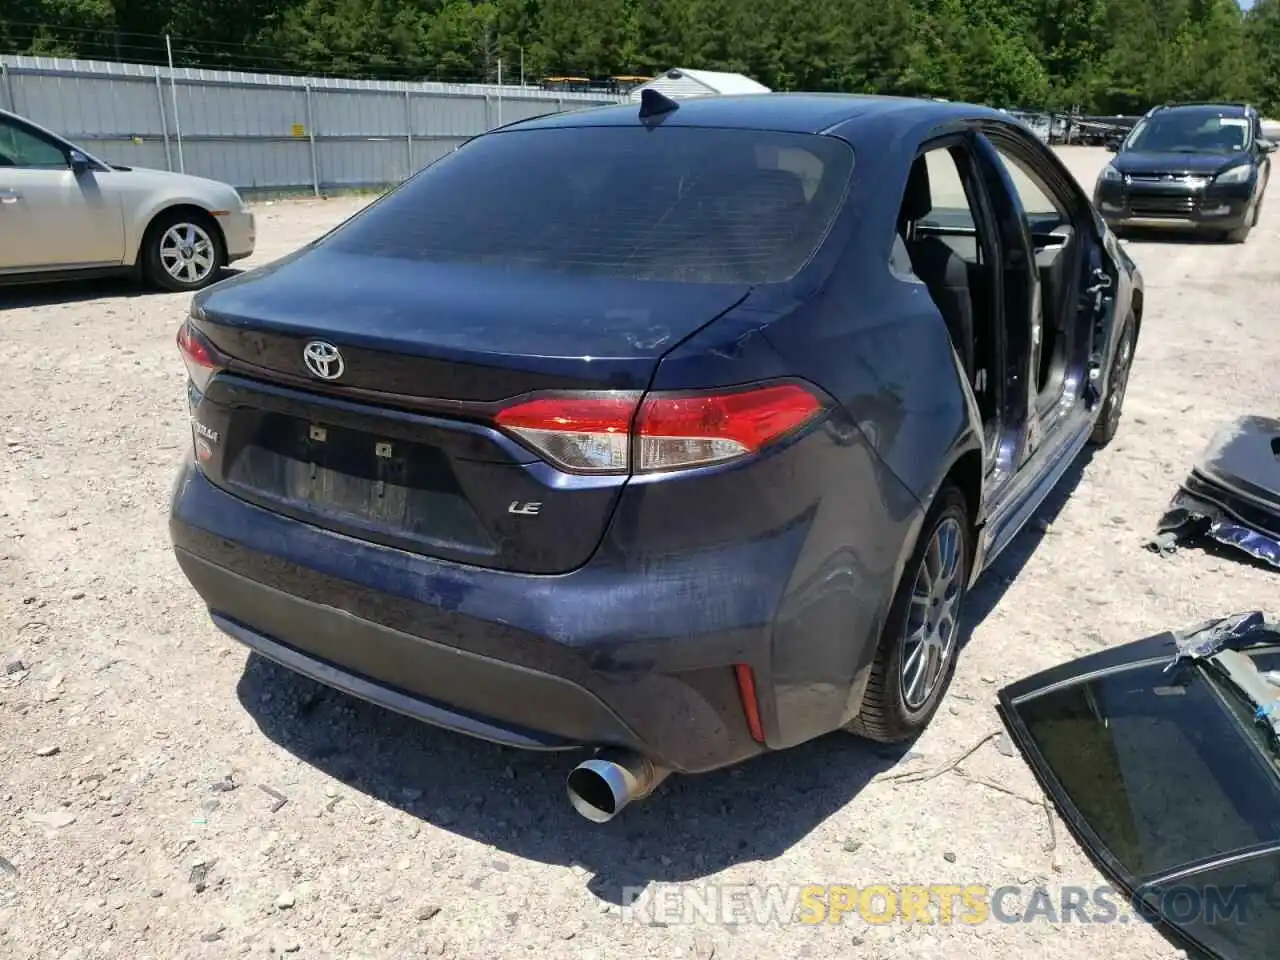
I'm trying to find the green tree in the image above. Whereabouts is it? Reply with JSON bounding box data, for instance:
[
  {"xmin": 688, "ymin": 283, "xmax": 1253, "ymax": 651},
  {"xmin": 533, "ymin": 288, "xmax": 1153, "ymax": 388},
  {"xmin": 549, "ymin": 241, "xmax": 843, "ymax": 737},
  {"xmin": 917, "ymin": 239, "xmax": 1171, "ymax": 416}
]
[
  {"xmin": 0, "ymin": 0, "xmax": 1271, "ymax": 114},
  {"xmin": 1246, "ymin": 0, "xmax": 1280, "ymax": 114}
]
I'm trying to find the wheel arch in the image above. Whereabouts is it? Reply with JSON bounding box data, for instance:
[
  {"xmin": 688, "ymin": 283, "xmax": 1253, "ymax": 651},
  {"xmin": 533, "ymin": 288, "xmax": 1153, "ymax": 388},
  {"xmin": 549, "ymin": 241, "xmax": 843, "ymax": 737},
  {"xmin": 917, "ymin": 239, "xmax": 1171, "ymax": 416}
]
[
  {"xmin": 129, "ymin": 202, "xmax": 227, "ymax": 267},
  {"xmin": 943, "ymin": 448, "xmax": 984, "ymax": 551},
  {"xmin": 884, "ymin": 441, "xmax": 984, "ymax": 621}
]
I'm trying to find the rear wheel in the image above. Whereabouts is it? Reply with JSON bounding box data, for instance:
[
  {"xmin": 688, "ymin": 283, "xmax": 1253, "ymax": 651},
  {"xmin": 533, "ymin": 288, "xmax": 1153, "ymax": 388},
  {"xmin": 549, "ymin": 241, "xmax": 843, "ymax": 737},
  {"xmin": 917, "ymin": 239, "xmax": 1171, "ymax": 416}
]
[
  {"xmin": 1089, "ymin": 317, "xmax": 1135, "ymax": 447},
  {"xmin": 848, "ymin": 484, "xmax": 971, "ymax": 743},
  {"xmin": 142, "ymin": 210, "xmax": 225, "ymax": 292}
]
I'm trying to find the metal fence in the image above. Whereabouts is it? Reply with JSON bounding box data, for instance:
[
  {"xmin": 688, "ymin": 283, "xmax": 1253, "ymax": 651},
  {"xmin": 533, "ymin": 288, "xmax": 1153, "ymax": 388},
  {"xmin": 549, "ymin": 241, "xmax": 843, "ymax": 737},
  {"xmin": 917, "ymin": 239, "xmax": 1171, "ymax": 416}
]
[{"xmin": 0, "ymin": 55, "xmax": 623, "ymax": 196}]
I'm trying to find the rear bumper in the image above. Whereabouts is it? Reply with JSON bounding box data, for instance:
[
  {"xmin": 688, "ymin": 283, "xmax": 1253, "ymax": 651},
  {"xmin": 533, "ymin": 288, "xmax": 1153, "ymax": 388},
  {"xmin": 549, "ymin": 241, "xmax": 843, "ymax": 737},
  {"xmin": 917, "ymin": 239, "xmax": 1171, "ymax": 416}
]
[
  {"xmin": 177, "ymin": 548, "xmax": 647, "ymax": 752},
  {"xmin": 169, "ymin": 460, "xmax": 795, "ymax": 774}
]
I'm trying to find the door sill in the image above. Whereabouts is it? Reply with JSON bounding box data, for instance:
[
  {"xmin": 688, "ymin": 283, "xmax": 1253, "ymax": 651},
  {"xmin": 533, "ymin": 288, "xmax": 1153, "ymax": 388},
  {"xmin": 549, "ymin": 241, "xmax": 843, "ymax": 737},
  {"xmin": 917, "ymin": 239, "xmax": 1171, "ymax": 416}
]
[{"xmin": 0, "ymin": 264, "xmax": 131, "ymax": 286}]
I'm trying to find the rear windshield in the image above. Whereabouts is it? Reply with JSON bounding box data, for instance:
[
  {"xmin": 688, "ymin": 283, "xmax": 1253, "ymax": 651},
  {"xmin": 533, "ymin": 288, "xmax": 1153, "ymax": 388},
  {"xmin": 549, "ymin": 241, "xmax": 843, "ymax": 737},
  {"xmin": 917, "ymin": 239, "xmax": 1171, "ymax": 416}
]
[
  {"xmin": 1014, "ymin": 659, "xmax": 1280, "ymax": 880},
  {"xmin": 324, "ymin": 125, "xmax": 854, "ymax": 284}
]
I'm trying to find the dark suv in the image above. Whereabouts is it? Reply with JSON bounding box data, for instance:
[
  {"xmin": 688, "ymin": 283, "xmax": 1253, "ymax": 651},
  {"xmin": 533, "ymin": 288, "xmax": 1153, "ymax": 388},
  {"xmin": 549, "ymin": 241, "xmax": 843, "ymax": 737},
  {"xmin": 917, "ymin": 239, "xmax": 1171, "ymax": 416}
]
[{"xmin": 1094, "ymin": 102, "xmax": 1273, "ymax": 242}]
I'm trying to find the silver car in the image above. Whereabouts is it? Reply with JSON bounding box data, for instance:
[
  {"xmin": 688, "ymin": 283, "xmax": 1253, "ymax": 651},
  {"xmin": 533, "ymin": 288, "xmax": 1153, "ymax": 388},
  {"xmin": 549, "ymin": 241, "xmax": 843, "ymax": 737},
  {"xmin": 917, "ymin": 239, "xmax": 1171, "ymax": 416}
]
[{"xmin": 0, "ymin": 108, "xmax": 255, "ymax": 291}]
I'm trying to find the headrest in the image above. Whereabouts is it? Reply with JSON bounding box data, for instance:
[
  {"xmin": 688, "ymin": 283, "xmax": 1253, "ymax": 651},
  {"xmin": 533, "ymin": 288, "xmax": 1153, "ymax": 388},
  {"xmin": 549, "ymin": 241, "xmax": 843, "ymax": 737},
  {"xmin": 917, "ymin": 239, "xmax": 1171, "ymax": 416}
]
[{"xmin": 900, "ymin": 156, "xmax": 932, "ymax": 225}]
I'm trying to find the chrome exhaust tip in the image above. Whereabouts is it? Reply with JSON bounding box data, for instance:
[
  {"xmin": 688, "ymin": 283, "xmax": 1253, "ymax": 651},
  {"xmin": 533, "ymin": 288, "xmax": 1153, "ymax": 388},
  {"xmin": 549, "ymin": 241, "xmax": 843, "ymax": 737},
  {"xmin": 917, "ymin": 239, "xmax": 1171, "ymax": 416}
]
[{"xmin": 566, "ymin": 749, "xmax": 671, "ymax": 823}]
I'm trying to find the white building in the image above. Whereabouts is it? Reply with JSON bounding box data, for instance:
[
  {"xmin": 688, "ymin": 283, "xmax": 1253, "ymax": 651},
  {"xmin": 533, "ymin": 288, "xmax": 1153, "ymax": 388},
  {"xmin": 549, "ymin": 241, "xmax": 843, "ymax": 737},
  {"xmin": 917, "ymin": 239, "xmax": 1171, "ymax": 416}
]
[{"xmin": 628, "ymin": 68, "xmax": 770, "ymax": 102}]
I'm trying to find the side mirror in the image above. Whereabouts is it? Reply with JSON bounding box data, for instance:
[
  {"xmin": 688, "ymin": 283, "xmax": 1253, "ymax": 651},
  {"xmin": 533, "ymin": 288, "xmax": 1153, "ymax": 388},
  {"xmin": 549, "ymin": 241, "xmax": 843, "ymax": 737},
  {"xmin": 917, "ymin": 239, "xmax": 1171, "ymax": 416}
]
[
  {"xmin": 68, "ymin": 150, "xmax": 90, "ymax": 174},
  {"xmin": 1105, "ymin": 138, "xmax": 1121, "ymax": 153},
  {"xmin": 1258, "ymin": 139, "xmax": 1275, "ymax": 155}
]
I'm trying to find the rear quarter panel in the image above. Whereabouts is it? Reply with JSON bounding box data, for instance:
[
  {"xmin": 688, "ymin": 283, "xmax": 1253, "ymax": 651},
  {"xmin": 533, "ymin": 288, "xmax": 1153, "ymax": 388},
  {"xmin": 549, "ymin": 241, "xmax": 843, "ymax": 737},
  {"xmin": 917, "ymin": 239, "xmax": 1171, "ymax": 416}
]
[
  {"xmin": 755, "ymin": 261, "xmax": 980, "ymax": 741},
  {"xmin": 752, "ymin": 120, "xmax": 987, "ymax": 738},
  {"xmin": 632, "ymin": 114, "xmax": 984, "ymax": 744},
  {"xmin": 760, "ymin": 115, "xmax": 985, "ymax": 519},
  {"xmin": 642, "ymin": 310, "xmax": 929, "ymax": 745}
]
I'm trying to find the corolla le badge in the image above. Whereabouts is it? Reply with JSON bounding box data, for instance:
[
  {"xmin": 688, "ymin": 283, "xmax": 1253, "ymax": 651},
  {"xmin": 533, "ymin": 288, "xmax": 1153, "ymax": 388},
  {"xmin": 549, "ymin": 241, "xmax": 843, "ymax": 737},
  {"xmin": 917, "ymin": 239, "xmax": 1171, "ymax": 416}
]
[{"xmin": 302, "ymin": 340, "xmax": 344, "ymax": 381}]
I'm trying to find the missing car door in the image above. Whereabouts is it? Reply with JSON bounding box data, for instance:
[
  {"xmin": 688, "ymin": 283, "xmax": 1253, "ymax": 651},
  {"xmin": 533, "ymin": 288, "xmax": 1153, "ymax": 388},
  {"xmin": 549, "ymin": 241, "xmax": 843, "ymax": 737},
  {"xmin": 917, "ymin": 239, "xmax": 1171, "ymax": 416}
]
[
  {"xmin": 891, "ymin": 138, "xmax": 1006, "ymax": 466},
  {"xmin": 980, "ymin": 129, "xmax": 1119, "ymax": 424}
]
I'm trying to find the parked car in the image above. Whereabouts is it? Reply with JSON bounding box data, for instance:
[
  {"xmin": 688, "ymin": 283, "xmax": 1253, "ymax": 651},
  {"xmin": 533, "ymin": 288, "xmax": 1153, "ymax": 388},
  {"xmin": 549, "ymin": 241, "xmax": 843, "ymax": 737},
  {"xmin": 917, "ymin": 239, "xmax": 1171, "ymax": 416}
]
[
  {"xmin": 1094, "ymin": 101, "xmax": 1273, "ymax": 242},
  {"xmin": 0, "ymin": 107, "xmax": 254, "ymax": 290},
  {"xmin": 1004, "ymin": 108, "xmax": 1052, "ymax": 143},
  {"xmin": 168, "ymin": 91, "xmax": 1143, "ymax": 822}
]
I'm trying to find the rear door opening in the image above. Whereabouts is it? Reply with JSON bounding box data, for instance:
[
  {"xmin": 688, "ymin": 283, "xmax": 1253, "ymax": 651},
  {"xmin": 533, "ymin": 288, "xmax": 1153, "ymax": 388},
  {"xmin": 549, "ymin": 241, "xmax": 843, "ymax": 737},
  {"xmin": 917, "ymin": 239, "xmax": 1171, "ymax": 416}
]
[
  {"xmin": 891, "ymin": 139, "xmax": 1010, "ymax": 482},
  {"xmin": 182, "ymin": 122, "xmax": 854, "ymax": 574}
]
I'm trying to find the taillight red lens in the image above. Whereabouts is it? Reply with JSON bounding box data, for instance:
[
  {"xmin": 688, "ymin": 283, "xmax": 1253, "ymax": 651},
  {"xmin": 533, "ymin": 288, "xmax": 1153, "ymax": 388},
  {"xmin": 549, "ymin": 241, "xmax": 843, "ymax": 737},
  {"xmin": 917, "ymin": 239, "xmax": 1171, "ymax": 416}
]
[
  {"xmin": 494, "ymin": 383, "xmax": 823, "ymax": 474},
  {"xmin": 176, "ymin": 321, "xmax": 219, "ymax": 393},
  {"xmin": 494, "ymin": 393, "xmax": 641, "ymax": 473},
  {"xmin": 635, "ymin": 384, "xmax": 822, "ymax": 472}
]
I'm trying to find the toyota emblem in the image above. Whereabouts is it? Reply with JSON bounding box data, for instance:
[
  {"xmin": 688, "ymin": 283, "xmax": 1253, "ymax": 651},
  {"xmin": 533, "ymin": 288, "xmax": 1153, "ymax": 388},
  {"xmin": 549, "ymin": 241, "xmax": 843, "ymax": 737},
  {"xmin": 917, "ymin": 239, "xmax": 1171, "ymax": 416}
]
[{"xmin": 302, "ymin": 340, "xmax": 344, "ymax": 381}]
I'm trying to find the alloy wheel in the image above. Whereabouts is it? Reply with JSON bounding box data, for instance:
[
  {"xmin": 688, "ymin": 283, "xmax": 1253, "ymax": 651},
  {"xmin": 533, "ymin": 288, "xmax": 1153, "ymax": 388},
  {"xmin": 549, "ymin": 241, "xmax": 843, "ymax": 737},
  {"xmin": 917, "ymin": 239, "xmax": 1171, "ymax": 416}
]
[
  {"xmin": 899, "ymin": 517, "xmax": 964, "ymax": 712},
  {"xmin": 160, "ymin": 223, "xmax": 217, "ymax": 286},
  {"xmin": 1106, "ymin": 327, "xmax": 1134, "ymax": 430}
]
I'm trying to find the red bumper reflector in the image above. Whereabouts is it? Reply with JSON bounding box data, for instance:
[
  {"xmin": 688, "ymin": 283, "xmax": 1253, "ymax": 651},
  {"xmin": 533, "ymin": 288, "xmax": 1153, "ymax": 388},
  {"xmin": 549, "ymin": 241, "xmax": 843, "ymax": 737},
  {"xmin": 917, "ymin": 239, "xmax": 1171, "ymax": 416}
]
[{"xmin": 733, "ymin": 664, "xmax": 766, "ymax": 744}]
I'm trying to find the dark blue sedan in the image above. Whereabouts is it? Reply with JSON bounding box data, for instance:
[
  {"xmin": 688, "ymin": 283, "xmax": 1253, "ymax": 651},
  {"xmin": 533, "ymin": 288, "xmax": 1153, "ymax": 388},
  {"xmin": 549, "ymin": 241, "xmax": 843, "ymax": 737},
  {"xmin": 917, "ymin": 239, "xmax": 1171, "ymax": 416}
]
[{"xmin": 169, "ymin": 91, "xmax": 1143, "ymax": 822}]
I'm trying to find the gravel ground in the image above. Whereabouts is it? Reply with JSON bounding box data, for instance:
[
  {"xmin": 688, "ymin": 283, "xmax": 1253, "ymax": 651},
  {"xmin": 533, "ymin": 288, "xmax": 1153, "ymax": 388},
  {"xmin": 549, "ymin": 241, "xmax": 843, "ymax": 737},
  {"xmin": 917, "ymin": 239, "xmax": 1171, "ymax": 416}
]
[{"xmin": 0, "ymin": 147, "xmax": 1275, "ymax": 960}]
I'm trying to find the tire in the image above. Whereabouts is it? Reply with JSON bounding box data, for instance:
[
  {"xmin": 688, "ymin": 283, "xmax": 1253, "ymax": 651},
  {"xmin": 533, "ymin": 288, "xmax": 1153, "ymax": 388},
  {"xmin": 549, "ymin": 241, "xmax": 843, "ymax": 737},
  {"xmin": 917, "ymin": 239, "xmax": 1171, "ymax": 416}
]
[
  {"xmin": 1250, "ymin": 172, "xmax": 1268, "ymax": 228},
  {"xmin": 1089, "ymin": 317, "xmax": 1136, "ymax": 447},
  {"xmin": 141, "ymin": 209, "xmax": 226, "ymax": 292},
  {"xmin": 1225, "ymin": 221, "xmax": 1252, "ymax": 244},
  {"xmin": 848, "ymin": 483, "xmax": 971, "ymax": 743}
]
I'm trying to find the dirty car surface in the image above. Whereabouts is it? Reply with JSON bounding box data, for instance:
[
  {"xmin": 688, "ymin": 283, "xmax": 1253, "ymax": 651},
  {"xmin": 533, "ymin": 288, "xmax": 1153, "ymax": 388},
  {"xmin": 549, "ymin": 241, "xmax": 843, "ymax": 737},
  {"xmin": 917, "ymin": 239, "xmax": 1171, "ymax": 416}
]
[
  {"xmin": 999, "ymin": 612, "xmax": 1280, "ymax": 960},
  {"xmin": 169, "ymin": 92, "xmax": 1143, "ymax": 816}
]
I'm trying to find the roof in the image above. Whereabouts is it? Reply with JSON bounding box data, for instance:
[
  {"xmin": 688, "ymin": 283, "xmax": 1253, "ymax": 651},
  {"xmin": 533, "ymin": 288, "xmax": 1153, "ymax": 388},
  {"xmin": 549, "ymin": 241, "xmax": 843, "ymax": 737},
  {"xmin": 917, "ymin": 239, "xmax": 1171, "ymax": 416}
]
[
  {"xmin": 1153, "ymin": 102, "xmax": 1252, "ymax": 117},
  {"xmin": 665, "ymin": 68, "xmax": 771, "ymax": 96},
  {"xmin": 506, "ymin": 92, "xmax": 1003, "ymax": 136}
]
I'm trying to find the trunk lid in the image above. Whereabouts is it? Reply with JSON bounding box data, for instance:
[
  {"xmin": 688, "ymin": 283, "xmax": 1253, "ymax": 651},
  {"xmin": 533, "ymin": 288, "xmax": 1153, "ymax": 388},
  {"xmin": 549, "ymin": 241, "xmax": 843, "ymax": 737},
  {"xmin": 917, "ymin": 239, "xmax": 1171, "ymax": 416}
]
[
  {"xmin": 188, "ymin": 253, "xmax": 750, "ymax": 574},
  {"xmin": 194, "ymin": 249, "xmax": 751, "ymax": 401}
]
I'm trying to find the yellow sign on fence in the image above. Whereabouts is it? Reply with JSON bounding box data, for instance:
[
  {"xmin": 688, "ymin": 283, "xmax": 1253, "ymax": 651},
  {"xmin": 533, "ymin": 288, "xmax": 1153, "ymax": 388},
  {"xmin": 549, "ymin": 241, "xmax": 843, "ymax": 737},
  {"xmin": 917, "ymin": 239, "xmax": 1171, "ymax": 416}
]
[{"xmin": 291, "ymin": 123, "xmax": 306, "ymax": 138}]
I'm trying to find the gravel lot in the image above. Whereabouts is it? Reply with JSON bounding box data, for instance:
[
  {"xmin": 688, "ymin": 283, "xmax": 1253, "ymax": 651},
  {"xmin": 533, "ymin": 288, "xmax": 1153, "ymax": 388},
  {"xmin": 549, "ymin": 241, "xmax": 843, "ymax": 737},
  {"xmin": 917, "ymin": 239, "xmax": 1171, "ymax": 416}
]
[{"xmin": 1, "ymin": 147, "xmax": 1275, "ymax": 960}]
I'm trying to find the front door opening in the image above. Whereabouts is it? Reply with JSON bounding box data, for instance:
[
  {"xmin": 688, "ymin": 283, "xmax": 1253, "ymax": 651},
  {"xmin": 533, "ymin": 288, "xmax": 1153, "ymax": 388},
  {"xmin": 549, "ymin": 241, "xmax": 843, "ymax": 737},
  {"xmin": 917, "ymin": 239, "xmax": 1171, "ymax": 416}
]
[{"xmin": 990, "ymin": 146, "xmax": 1084, "ymax": 411}]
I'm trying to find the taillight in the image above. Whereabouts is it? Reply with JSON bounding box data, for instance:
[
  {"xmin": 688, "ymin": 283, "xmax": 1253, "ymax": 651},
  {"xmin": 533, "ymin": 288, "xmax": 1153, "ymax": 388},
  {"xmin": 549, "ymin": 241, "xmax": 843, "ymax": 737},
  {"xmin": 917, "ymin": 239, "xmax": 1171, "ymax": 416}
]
[
  {"xmin": 635, "ymin": 384, "xmax": 823, "ymax": 472},
  {"xmin": 494, "ymin": 382, "xmax": 824, "ymax": 475},
  {"xmin": 494, "ymin": 392, "xmax": 640, "ymax": 474},
  {"xmin": 176, "ymin": 320, "xmax": 220, "ymax": 393}
]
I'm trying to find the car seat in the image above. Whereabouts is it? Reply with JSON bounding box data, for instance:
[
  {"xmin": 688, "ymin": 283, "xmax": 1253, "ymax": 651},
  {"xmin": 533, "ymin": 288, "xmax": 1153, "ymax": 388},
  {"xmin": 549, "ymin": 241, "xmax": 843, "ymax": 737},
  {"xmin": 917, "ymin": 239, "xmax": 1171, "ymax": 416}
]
[{"xmin": 898, "ymin": 156, "xmax": 976, "ymax": 381}]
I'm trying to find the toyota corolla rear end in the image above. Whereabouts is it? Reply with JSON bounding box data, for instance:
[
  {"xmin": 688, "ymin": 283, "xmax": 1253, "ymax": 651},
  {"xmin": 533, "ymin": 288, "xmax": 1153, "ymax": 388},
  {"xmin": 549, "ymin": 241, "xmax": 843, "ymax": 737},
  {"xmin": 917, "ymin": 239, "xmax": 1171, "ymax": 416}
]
[{"xmin": 168, "ymin": 114, "xmax": 908, "ymax": 818}]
